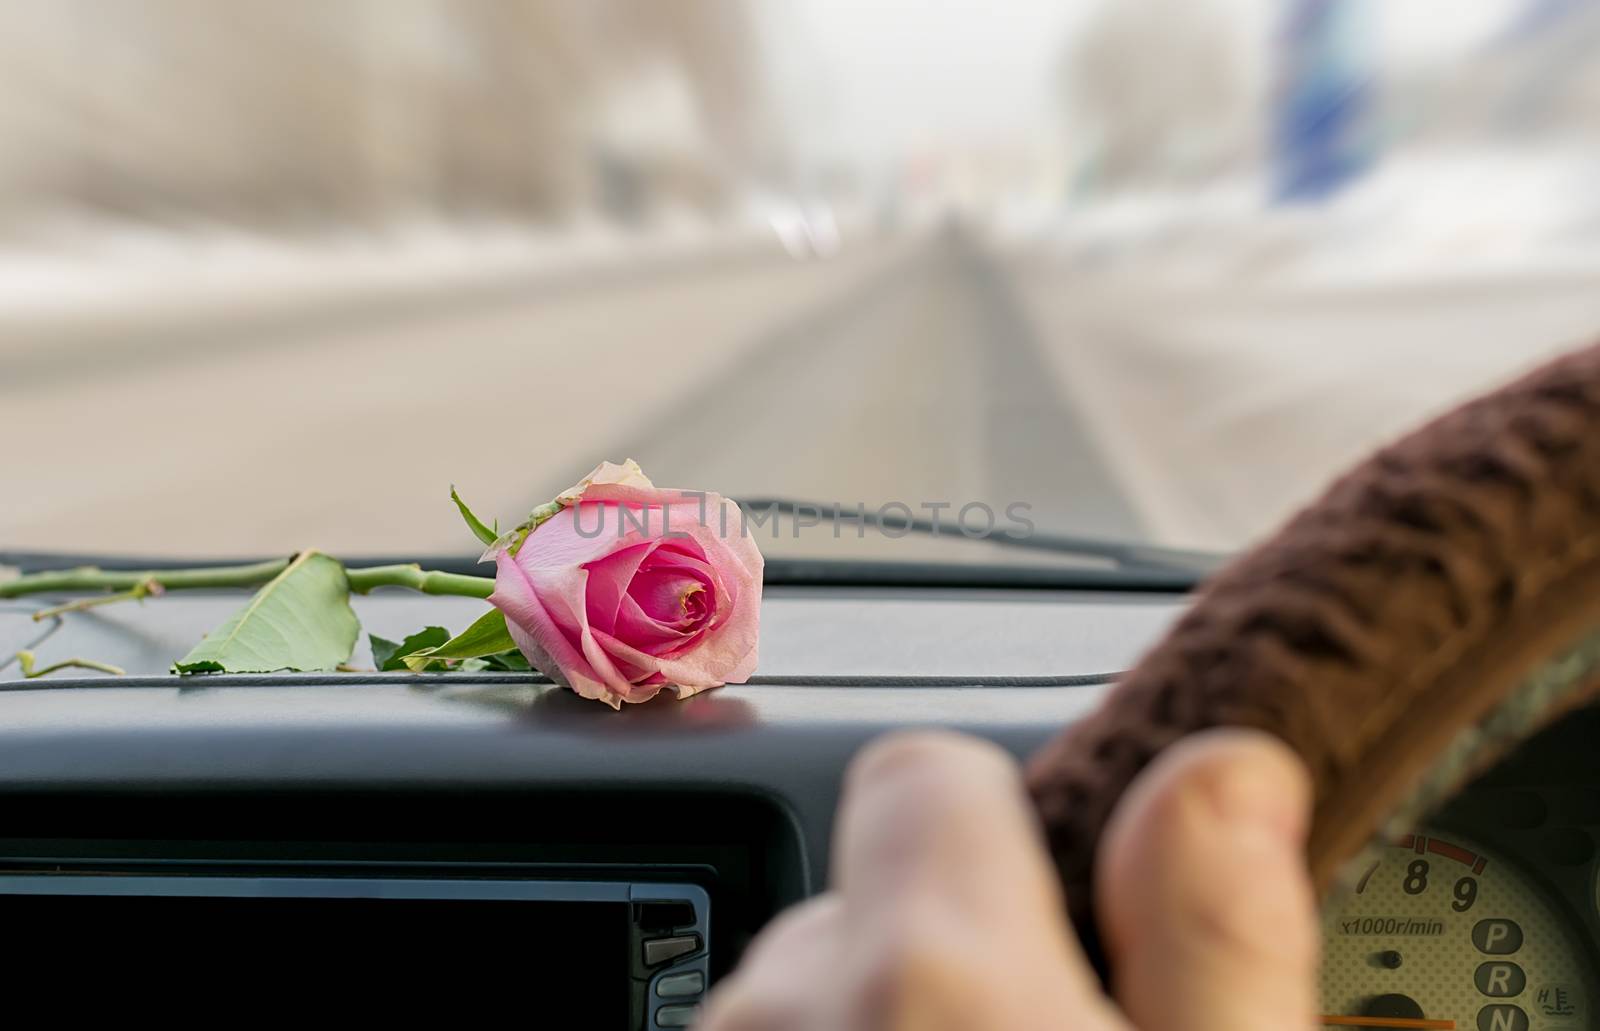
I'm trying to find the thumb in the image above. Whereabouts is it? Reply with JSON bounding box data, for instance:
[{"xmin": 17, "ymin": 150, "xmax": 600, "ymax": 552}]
[{"xmin": 1096, "ymin": 729, "xmax": 1319, "ymax": 1031}]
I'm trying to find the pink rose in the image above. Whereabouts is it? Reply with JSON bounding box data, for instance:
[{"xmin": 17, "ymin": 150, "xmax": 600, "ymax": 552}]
[{"xmin": 488, "ymin": 461, "xmax": 763, "ymax": 708}]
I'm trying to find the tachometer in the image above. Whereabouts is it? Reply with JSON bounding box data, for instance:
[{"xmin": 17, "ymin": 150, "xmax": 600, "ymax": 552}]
[{"xmin": 1321, "ymin": 828, "xmax": 1595, "ymax": 1030}]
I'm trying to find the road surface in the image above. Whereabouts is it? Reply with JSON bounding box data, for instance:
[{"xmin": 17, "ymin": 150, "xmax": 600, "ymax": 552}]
[
  {"xmin": 0, "ymin": 230, "xmax": 1140, "ymax": 562},
  {"xmin": 1001, "ymin": 243, "xmax": 1600, "ymax": 549},
  {"xmin": 6, "ymin": 225, "xmax": 1598, "ymax": 562}
]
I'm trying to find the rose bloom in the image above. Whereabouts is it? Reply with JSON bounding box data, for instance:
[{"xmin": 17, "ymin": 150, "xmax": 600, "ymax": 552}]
[{"xmin": 489, "ymin": 461, "xmax": 763, "ymax": 708}]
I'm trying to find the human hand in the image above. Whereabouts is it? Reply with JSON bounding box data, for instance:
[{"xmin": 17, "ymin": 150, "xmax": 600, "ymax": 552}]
[{"xmin": 698, "ymin": 728, "xmax": 1316, "ymax": 1031}]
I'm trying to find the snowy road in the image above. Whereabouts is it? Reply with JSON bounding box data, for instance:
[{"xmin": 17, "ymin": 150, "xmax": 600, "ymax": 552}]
[{"xmin": 5, "ymin": 224, "xmax": 1599, "ymax": 561}]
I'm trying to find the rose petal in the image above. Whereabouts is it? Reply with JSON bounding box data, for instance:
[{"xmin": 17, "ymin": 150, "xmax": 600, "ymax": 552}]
[
  {"xmin": 518, "ymin": 504, "xmax": 643, "ymax": 569},
  {"xmin": 588, "ymin": 502, "xmax": 762, "ymax": 686},
  {"xmin": 638, "ymin": 540, "xmax": 714, "ymax": 579},
  {"xmin": 490, "ymin": 483, "xmax": 762, "ymax": 708},
  {"xmin": 491, "ymin": 553, "xmax": 618, "ymax": 706},
  {"xmin": 524, "ymin": 562, "xmax": 641, "ymax": 697},
  {"xmin": 628, "ymin": 567, "xmax": 713, "ymax": 627},
  {"xmin": 593, "ymin": 614, "xmax": 757, "ymax": 691},
  {"xmin": 583, "ymin": 541, "xmax": 656, "ymax": 635},
  {"xmin": 613, "ymin": 594, "xmax": 700, "ymax": 657},
  {"xmin": 554, "ymin": 458, "xmax": 654, "ymax": 506}
]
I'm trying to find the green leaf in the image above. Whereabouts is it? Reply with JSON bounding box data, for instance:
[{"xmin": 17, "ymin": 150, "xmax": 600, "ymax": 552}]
[
  {"xmin": 173, "ymin": 551, "xmax": 359, "ymax": 674},
  {"xmin": 400, "ymin": 607, "xmax": 518, "ymax": 672},
  {"xmin": 368, "ymin": 634, "xmax": 401, "ymax": 671},
  {"xmin": 481, "ymin": 649, "xmax": 532, "ymax": 671},
  {"xmin": 403, "ymin": 649, "xmax": 529, "ymax": 674},
  {"xmin": 451, "ymin": 486, "xmax": 499, "ymax": 547},
  {"xmin": 370, "ymin": 626, "xmax": 450, "ymax": 672}
]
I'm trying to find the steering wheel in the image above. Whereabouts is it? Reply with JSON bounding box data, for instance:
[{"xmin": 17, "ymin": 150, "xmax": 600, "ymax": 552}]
[{"xmin": 1027, "ymin": 340, "xmax": 1600, "ymax": 975}]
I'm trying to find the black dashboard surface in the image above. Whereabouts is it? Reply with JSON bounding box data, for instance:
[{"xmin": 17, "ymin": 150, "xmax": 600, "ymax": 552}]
[
  {"xmin": 0, "ymin": 584, "xmax": 1184, "ymax": 895},
  {"xmin": 0, "ymin": 582, "xmax": 1187, "ymax": 988},
  {"xmin": 5, "ymin": 580, "xmax": 1599, "ymax": 1025}
]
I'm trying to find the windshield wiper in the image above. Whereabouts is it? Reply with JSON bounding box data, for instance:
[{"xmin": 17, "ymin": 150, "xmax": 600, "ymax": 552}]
[
  {"xmin": 732, "ymin": 497, "xmax": 1227, "ymax": 577},
  {"xmin": 0, "ymin": 549, "xmax": 1207, "ymax": 594}
]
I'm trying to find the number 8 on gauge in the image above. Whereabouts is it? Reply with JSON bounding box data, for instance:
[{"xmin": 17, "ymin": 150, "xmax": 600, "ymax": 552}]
[{"xmin": 1320, "ymin": 828, "xmax": 1595, "ymax": 1030}]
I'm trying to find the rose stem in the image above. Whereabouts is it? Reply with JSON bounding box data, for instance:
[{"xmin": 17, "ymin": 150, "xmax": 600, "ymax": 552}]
[
  {"xmin": 343, "ymin": 564, "xmax": 495, "ymax": 598},
  {"xmin": 30, "ymin": 576, "xmax": 163, "ymax": 620},
  {"xmin": 0, "ymin": 559, "xmax": 495, "ymax": 613}
]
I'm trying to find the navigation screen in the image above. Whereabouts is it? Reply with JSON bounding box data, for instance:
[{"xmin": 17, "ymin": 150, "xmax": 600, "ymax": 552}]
[{"xmin": 0, "ymin": 892, "xmax": 631, "ymax": 1022}]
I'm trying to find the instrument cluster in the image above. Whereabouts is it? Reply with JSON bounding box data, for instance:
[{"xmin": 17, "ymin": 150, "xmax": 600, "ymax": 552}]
[{"xmin": 1320, "ymin": 709, "xmax": 1600, "ymax": 1030}]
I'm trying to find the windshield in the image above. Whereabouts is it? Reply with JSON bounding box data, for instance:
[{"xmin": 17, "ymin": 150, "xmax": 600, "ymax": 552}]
[{"xmin": 3, "ymin": 1, "xmax": 1597, "ymax": 565}]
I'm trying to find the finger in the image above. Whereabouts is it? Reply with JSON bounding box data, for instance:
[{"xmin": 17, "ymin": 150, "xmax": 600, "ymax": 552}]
[
  {"xmin": 698, "ymin": 895, "xmax": 846, "ymax": 1030},
  {"xmin": 833, "ymin": 730, "xmax": 1105, "ymax": 1007},
  {"xmin": 835, "ymin": 730, "xmax": 1062, "ymax": 923},
  {"xmin": 1097, "ymin": 729, "xmax": 1318, "ymax": 1031}
]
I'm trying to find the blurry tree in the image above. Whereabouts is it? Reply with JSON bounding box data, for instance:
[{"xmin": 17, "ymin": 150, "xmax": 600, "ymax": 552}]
[
  {"xmin": 0, "ymin": 0, "xmax": 768, "ymax": 229},
  {"xmin": 1058, "ymin": 0, "xmax": 1266, "ymax": 191}
]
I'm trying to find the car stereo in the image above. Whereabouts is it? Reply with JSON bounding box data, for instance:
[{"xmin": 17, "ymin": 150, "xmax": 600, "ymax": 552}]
[{"xmin": 0, "ymin": 873, "xmax": 710, "ymax": 1028}]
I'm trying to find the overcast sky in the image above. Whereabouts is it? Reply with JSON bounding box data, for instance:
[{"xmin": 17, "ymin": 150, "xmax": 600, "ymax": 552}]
[
  {"xmin": 754, "ymin": 0, "xmax": 1527, "ymax": 179},
  {"xmin": 757, "ymin": 0, "xmax": 1097, "ymax": 171}
]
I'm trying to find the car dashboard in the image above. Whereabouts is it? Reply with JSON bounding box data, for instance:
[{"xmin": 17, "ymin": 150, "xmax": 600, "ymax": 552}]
[{"xmin": 1, "ymin": 583, "xmax": 1596, "ymax": 1028}]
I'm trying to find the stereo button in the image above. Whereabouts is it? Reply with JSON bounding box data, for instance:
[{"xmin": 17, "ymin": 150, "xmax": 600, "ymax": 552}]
[
  {"xmin": 656, "ymin": 1004, "xmax": 699, "ymax": 1027},
  {"xmin": 657, "ymin": 971, "xmax": 704, "ymax": 998},
  {"xmin": 644, "ymin": 934, "xmax": 701, "ymax": 966}
]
